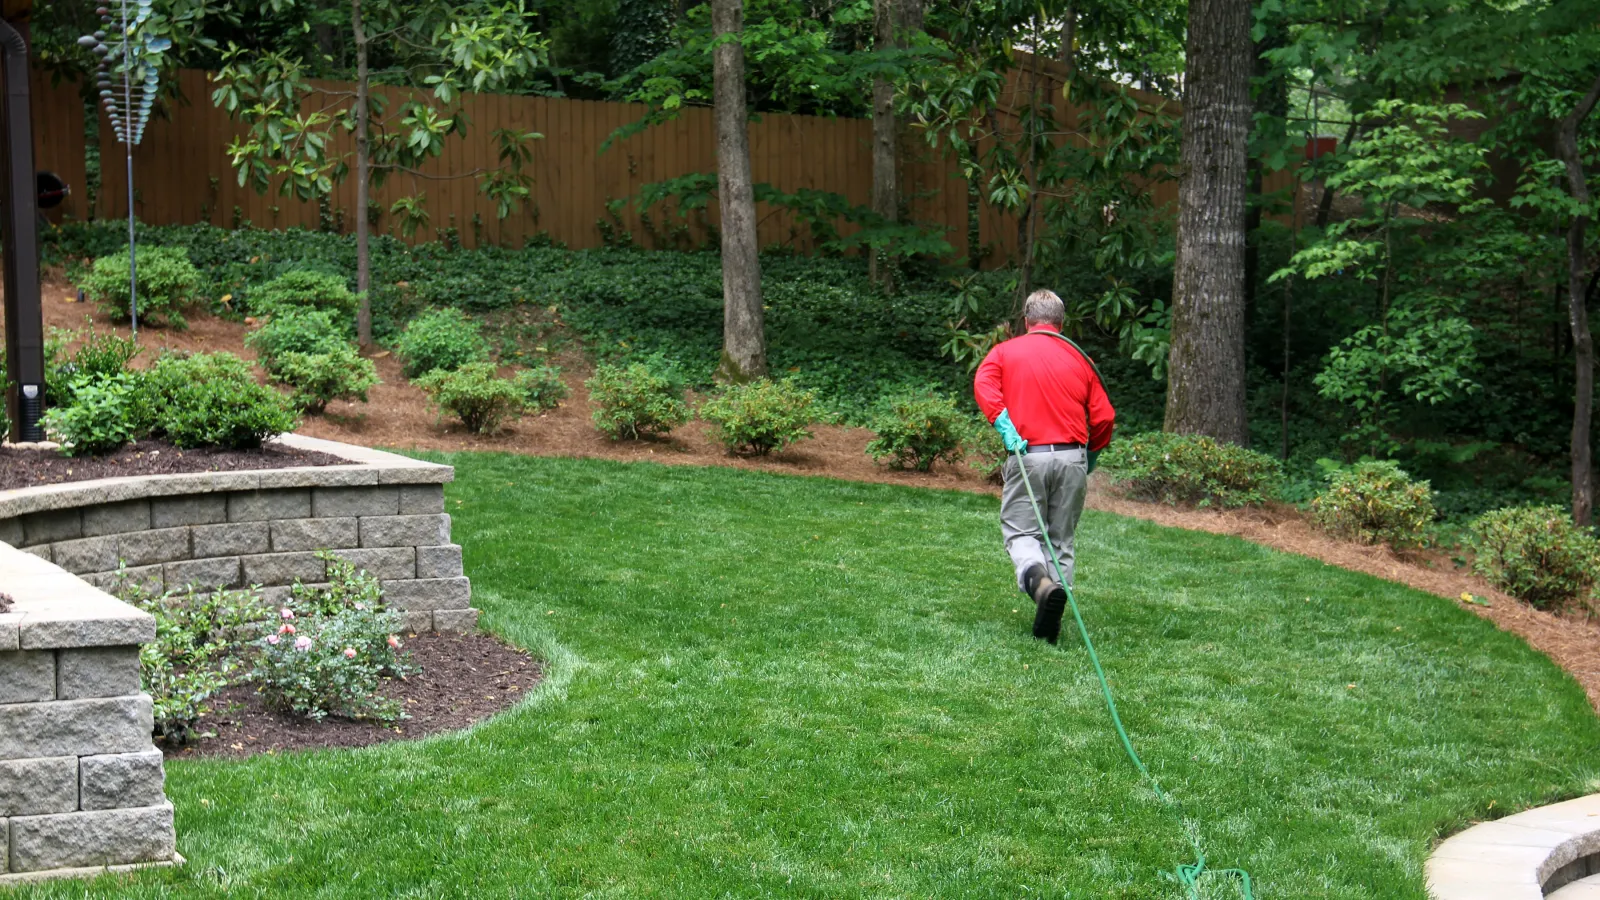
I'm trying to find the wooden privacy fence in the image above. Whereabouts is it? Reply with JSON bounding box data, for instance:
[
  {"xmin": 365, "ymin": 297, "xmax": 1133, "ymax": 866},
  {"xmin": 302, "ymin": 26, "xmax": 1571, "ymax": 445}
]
[
  {"xmin": 31, "ymin": 69, "xmax": 969, "ymax": 258},
  {"xmin": 28, "ymin": 61, "xmax": 1293, "ymax": 266}
]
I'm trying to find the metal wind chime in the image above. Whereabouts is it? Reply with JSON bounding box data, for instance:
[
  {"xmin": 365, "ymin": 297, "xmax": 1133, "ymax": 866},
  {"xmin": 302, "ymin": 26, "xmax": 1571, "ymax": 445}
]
[{"xmin": 77, "ymin": 0, "xmax": 171, "ymax": 338}]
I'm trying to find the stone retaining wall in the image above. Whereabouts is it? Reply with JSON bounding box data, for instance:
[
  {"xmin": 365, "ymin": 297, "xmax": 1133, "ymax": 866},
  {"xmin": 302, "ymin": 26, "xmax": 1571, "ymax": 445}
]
[
  {"xmin": 0, "ymin": 435, "xmax": 476, "ymax": 633},
  {"xmin": 0, "ymin": 543, "xmax": 177, "ymax": 884},
  {"xmin": 0, "ymin": 435, "xmax": 474, "ymax": 884}
]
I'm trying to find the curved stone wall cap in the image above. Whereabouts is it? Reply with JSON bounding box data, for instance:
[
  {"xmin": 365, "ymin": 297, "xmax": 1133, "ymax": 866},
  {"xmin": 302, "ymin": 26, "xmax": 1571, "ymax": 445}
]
[
  {"xmin": 0, "ymin": 542, "xmax": 155, "ymax": 650},
  {"xmin": 0, "ymin": 434, "xmax": 453, "ymax": 519},
  {"xmin": 1427, "ymin": 793, "xmax": 1600, "ymax": 899}
]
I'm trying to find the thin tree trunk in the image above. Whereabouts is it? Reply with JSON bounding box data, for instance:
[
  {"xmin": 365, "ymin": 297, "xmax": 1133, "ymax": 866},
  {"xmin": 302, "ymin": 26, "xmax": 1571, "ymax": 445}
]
[
  {"xmin": 711, "ymin": 0, "xmax": 766, "ymax": 382},
  {"xmin": 1014, "ymin": 21, "xmax": 1046, "ymax": 311},
  {"xmin": 1243, "ymin": 19, "xmax": 1287, "ymax": 329},
  {"xmin": 1163, "ymin": 0, "xmax": 1252, "ymax": 445},
  {"xmin": 1315, "ymin": 119, "xmax": 1358, "ymax": 228},
  {"xmin": 353, "ymin": 0, "xmax": 372, "ymax": 348},
  {"xmin": 1558, "ymin": 71, "xmax": 1600, "ymax": 526},
  {"xmin": 1057, "ymin": 6, "xmax": 1077, "ymax": 64},
  {"xmin": 869, "ymin": 0, "xmax": 897, "ymax": 293},
  {"xmin": 900, "ymin": 0, "xmax": 922, "ymax": 34}
]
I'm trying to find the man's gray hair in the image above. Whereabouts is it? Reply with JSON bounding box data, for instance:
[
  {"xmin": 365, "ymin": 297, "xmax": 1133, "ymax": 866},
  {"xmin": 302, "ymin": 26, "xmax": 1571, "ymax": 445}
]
[{"xmin": 1022, "ymin": 289, "xmax": 1066, "ymax": 326}]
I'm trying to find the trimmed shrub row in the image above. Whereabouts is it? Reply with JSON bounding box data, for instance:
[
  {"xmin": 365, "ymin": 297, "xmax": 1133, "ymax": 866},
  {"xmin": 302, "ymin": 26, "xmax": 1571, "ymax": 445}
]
[
  {"xmin": 40, "ymin": 335, "xmax": 299, "ymax": 455},
  {"xmin": 1096, "ymin": 431, "xmax": 1600, "ymax": 612}
]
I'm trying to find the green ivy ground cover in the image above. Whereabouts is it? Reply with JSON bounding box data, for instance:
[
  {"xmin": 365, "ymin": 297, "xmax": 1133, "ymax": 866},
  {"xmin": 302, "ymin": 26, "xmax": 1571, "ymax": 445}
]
[{"xmin": 21, "ymin": 453, "xmax": 1600, "ymax": 899}]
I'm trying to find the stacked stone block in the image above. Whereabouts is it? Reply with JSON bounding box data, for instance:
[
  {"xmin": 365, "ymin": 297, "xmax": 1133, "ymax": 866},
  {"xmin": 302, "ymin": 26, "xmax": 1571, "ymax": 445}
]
[
  {"xmin": 0, "ymin": 440, "xmax": 475, "ymax": 633},
  {"xmin": 0, "ymin": 544, "xmax": 176, "ymax": 883}
]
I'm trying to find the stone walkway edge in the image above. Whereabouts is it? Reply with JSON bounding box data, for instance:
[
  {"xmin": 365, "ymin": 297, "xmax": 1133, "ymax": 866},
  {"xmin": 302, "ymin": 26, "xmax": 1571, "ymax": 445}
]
[{"xmin": 1427, "ymin": 793, "xmax": 1600, "ymax": 899}]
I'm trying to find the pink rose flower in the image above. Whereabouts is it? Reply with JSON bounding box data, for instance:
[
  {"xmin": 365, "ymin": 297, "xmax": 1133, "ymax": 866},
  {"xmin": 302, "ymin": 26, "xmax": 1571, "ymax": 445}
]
[
  {"xmin": 280, "ymin": 608, "xmax": 294, "ymax": 620},
  {"xmin": 278, "ymin": 624, "xmax": 296, "ymax": 635},
  {"xmin": 294, "ymin": 636, "xmax": 312, "ymax": 652},
  {"xmin": 267, "ymin": 634, "xmax": 280, "ymax": 645},
  {"xmin": 343, "ymin": 647, "xmax": 357, "ymax": 659},
  {"xmin": 387, "ymin": 635, "xmax": 401, "ymax": 650},
  {"xmin": 354, "ymin": 603, "xmax": 366, "ymax": 611}
]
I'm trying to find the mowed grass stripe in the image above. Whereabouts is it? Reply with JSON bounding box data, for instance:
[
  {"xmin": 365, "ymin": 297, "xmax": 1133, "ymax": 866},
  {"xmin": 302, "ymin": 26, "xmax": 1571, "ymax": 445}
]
[{"xmin": 18, "ymin": 453, "xmax": 1599, "ymax": 899}]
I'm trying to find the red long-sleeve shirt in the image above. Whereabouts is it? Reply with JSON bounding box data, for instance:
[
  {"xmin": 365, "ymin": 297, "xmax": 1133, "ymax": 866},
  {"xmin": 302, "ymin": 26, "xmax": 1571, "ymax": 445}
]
[{"xmin": 974, "ymin": 324, "xmax": 1116, "ymax": 451}]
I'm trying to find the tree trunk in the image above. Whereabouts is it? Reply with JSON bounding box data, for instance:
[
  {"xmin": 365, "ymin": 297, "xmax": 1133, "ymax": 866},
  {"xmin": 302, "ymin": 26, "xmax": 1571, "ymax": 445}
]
[
  {"xmin": 1163, "ymin": 0, "xmax": 1252, "ymax": 445},
  {"xmin": 1243, "ymin": 19, "xmax": 1287, "ymax": 329},
  {"xmin": 1558, "ymin": 71, "xmax": 1600, "ymax": 526},
  {"xmin": 711, "ymin": 0, "xmax": 766, "ymax": 382},
  {"xmin": 1056, "ymin": 6, "xmax": 1077, "ymax": 64},
  {"xmin": 869, "ymin": 0, "xmax": 897, "ymax": 293},
  {"xmin": 1013, "ymin": 22, "xmax": 1046, "ymax": 312},
  {"xmin": 352, "ymin": 0, "xmax": 373, "ymax": 349},
  {"xmin": 900, "ymin": 0, "xmax": 922, "ymax": 34}
]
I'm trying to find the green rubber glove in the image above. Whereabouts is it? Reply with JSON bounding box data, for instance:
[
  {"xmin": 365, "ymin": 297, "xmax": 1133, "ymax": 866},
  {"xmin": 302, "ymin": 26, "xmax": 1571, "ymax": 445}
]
[
  {"xmin": 993, "ymin": 409, "xmax": 1028, "ymax": 454},
  {"xmin": 1087, "ymin": 449, "xmax": 1101, "ymax": 474}
]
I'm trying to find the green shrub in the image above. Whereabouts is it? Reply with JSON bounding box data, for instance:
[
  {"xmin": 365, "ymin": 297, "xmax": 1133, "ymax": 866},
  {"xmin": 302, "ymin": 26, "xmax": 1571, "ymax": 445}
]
[
  {"xmin": 245, "ymin": 307, "xmax": 350, "ymax": 374},
  {"xmin": 964, "ymin": 416, "xmax": 1008, "ymax": 483},
  {"xmin": 415, "ymin": 362, "xmax": 527, "ymax": 434},
  {"xmin": 396, "ymin": 307, "xmax": 490, "ymax": 377},
  {"xmin": 80, "ymin": 246, "xmax": 201, "ymax": 328},
  {"xmin": 1311, "ymin": 460, "xmax": 1436, "ymax": 547},
  {"xmin": 249, "ymin": 269, "xmax": 357, "ymax": 317},
  {"xmin": 146, "ymin": 352, "xmax": 299, "ymax": 449},
  {"xmin": 44, "ymin": 326, "xmax": 142, "ymax": 411},
  {"xmin": 516, "ymin": 364, "xmax": 569, "ymax": 410},
  {"xmin": 40, "ymin": 371, "xmax": 151, "ymax": 456},
  {"xmin": 1469, "ymin": 505, "xmax": 1600, "ymax": 610},
  {"xmin": 253, "ymin": 557, "xmax": 412, "ymax": 723},
  {"xmin": 700, "ymin": 378, "xmax": 817, "ymax": 456},
  {"xmin": 115, "ymin": 574, "xmax": 271, "ymax": 745},
  {"xmin": 269, "ymin": 346, "xmax": 380, "ymax": 413},
  {"xmin": 1102, "ymin": 431, "xmax": 1283, "ymax": 508},
  {"xmin": 866, "ymin": 392, "xmax": 968, "ymax": 472},
  {"xmin": 587, "ymin": 361, "xmax": 690, "ymax": 440}
]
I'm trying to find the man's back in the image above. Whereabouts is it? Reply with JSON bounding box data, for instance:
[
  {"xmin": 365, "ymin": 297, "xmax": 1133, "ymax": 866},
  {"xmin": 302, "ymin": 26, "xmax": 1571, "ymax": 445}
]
[{"xmin": 974, "ymin": 327, "xmax": 1115, "ymax": 449}]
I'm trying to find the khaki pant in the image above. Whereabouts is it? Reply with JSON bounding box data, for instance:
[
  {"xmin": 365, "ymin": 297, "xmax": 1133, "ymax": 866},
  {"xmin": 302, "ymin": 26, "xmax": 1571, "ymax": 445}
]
[{"xmin": 1000, "ymin": 447, "xmax": 1088, "ymax": 590}]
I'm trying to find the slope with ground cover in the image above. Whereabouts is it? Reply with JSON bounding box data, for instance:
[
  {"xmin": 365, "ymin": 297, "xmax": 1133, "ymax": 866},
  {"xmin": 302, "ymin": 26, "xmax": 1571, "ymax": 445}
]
[{"xmin": 15, "ymin": 455, "xmax": 1599, "ymax": 898}]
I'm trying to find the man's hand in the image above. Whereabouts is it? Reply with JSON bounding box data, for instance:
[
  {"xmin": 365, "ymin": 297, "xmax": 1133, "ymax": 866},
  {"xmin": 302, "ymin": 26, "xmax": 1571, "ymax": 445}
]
[{"xmin": 993, "ymin": 409, "xmax": 1028, "ymax": 454}]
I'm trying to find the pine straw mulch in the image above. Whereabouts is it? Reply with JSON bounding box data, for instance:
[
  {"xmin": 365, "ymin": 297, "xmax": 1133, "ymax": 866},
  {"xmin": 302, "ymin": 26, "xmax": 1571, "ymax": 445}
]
[{"xmin": 25, "ymin": 279, "xmax": 1600, "ymax": 712}]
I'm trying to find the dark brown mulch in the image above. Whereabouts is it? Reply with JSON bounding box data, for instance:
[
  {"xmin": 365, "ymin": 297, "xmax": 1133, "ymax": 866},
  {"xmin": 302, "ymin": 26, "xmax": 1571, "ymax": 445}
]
[
  {"xmin": 162, "ymin": 631, "xmax": 542, "ymax": 760},
  {"xmin": 0, "ymin": 439, "xmax": 347, "ymax": 492}
]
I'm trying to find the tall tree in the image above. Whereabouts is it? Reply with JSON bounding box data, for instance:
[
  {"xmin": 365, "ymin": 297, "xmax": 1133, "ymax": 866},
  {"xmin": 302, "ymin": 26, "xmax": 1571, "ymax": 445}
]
[
  {"xmin": 212, "ymin": 0, "xmax": 544, "ymax": 347},
  {"xmin": 869, "ymin": 0, "xmax": 898, "ymax": 293},
  {"xmin": 711, "ymin": 0, "xmax": 766, "ymax": 382},
  {"xmin": 1558, "ymin": 70, "xmax": 1600, "ymax": 525},
  {"xmin": 1163, "ymin": 0, "xmax": 1252, "ymax": 445}
]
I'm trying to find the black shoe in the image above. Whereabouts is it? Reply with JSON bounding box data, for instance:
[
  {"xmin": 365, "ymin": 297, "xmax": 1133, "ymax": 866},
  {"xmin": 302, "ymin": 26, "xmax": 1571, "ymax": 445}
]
[
  {"xmin": 1032, "ymin": 578, "xmax": 1067, "ymax": 645},
  {"xmin": 1021, "ymin": 563, "xmax": 1048, "ymax": 604}
]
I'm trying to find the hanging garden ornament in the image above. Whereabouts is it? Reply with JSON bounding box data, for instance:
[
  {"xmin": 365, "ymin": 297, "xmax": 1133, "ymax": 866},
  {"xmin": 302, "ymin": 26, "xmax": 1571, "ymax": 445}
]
[{"xmin": 77, "ymin": 0, "xmax": 172, "ymax": 338}]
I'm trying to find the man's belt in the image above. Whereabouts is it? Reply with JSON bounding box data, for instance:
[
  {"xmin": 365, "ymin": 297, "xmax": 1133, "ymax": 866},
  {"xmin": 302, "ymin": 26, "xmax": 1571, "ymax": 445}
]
[{"xmin": 1032, "ymin": 442, "xmax": 1085, "ymax": 452}]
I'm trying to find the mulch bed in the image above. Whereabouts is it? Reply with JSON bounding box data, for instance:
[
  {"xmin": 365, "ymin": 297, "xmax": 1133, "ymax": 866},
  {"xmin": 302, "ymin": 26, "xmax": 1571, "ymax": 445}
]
[
  {"xmin": 0, "ymin": 439, "xmax": 346, "ymax": 492},
  {"xmin": 162, "ymin": 631, "xmax": 542, "ymax": 760}
]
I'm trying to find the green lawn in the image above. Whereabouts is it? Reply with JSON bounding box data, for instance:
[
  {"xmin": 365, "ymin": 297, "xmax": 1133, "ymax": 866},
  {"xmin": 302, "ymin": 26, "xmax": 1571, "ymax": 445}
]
[{"xmin": 15, "ymin": 454, "xmax": 1600, "ymax": 899}]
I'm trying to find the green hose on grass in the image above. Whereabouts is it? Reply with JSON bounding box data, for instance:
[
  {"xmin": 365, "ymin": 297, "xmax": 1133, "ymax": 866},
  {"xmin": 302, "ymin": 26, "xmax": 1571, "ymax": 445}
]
[{"xmin": 1011, "ymin": 446, "xmax": 1255, "ymax": 899}]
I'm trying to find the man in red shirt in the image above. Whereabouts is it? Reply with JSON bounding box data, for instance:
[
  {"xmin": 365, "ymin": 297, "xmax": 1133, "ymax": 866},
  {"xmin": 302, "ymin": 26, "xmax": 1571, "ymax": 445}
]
[{"xmin": 974, "ymin": 290, "xmax": 1116, "ymax": 643}]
